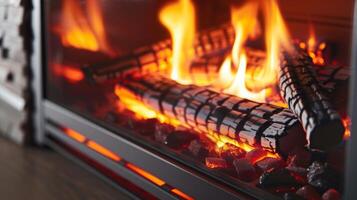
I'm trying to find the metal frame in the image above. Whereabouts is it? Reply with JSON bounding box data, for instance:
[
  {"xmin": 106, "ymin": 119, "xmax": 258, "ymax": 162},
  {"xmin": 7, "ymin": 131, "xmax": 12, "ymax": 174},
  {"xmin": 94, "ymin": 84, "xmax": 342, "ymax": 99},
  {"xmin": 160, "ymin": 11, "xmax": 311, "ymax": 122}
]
[
  {"xmin": 45, "ymin": 123, "xmax": 178, "ymax": 200},
  {"xmin": 43, "ymin": 101, "xmax": 263, "ymax": 200},
  {"xmin": 30, "ymin": 0, "xmax": 357, "ymax": 199},
  {"xmin": 31, "ymin": 0, "xmax": 45, "ymax": 144},
  {"xmin": 29, "ymin": 2, "xmax": 274, "ymax": 199},
  {"xmin": 45, "ymin": 137, "xmax": 142, "ymax": 200},
  {"xmin": 344, "ymin": 1, "xmax": 357, "ymax": 199}
]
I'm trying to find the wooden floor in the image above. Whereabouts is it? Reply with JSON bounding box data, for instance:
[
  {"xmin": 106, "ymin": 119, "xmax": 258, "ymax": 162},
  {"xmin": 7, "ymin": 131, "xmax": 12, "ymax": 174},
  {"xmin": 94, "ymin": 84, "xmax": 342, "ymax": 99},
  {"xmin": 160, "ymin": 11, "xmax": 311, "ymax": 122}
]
[{"xmin": 0, "ymin": 137, "xmax": 133, "ymax": 200}]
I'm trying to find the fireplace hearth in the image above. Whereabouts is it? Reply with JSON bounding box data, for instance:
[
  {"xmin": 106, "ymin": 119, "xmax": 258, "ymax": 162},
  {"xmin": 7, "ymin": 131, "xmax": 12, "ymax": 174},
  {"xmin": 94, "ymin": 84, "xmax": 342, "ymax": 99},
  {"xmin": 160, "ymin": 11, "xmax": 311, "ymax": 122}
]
[{"xmin": 31, "ymin": 0, "xmax": 357, "ymax": 199}]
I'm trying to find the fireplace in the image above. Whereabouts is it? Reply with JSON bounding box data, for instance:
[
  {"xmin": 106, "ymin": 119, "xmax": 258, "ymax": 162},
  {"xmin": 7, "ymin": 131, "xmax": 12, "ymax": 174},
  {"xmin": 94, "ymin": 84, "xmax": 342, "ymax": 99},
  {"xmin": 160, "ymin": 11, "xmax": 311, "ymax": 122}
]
[{"xmin": 31, "ymin": 0, "xmax": 357, "ymax": 199}]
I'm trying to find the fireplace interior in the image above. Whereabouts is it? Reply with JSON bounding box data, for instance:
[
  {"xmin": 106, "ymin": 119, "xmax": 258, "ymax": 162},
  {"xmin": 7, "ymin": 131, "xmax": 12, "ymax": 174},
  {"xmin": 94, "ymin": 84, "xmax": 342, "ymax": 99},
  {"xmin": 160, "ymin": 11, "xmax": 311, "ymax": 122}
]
[{"xmin": 37, "ymin": 0, "xmax": 356, "ymax": 199}]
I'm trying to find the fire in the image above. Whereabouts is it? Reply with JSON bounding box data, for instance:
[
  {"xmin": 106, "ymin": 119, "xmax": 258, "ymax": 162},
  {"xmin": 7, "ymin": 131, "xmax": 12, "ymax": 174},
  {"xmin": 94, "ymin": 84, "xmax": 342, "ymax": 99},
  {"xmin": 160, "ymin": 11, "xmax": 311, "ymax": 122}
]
[
  {"xmin": 59, "ymin": 0, "xmax": 114, "ymax": 55},
  {"xmin": 224, "ymin": 54, "xmax": 267, "ymax": 102},
  {"xmin": 115, "ymin": 86, "xmax": 181, "ymax": 127},
  {"xmin": 159, "ymin": 0, "xmax": 196, "ymax": 84},
  {"xmin": 299, "ymin": 25, "xmax": 326, "ymax": 65},
  {"xmin": 216, "ymin": 0, "xmax": 292, "ymax": 104},
  {"xmin": 343, "ymin": 117, "xmax": 351, "ymax": 139},
  {"xmin": 114, "ymin": 85, "xmax": 279, "ymax": 159},
  {"xmin": 53, "ymin": 64, "xmax": 84, "ymax": 83},
  {"xmin": 261, "ymin": 0, "xmax": 293, "ymax": 88}
]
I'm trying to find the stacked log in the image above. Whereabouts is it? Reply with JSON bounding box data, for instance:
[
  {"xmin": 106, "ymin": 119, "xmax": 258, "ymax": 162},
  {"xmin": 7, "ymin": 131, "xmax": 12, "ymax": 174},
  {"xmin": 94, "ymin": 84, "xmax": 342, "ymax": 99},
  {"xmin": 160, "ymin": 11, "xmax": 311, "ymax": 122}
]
[
  {"xmin": 116, "ymin": 74, "xmax": 306, "ymax": 156},
  {"xmin": 278, "ymin": 50, "xmax": 345, "ymax": 151},
  {"xmin": 83, "ymin": 24, "xmax": 235, "ymax": 83}
]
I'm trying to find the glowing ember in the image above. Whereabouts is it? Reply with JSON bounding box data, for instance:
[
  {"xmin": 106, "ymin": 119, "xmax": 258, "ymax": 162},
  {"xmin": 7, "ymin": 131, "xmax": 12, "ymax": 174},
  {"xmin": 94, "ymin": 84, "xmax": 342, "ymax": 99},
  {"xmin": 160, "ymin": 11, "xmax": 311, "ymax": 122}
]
[
  {"xmin": 114, "ymin": 85, "xmax": 279, "ymax": 159},
  {"xmin": 159, "ymin": 0, "xmax": 196, "ymax": 84},
  {"xmin": 113, "ymin": 0, "xmax": 301, "ymax": 159},
  {"xmin": 299, "ymin": 25, "xmax": 326, "ymax": 65},
  {"xmin": 205, "ymin": 157, "xmax": 228, "ymax": 169},
  {"xmin": 59, "ymin": 0, "xmax": 114, "ymax": 55}
]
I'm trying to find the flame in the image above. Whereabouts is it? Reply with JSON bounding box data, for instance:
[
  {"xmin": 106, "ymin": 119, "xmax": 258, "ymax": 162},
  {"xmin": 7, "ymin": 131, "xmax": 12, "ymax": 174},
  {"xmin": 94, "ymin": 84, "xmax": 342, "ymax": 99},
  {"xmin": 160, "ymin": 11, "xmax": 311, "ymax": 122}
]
[
  {"xmin": 114, "ymin": 85, "xmax": 279, "ymax": 159},
  {"xmin": 215, "ymin": 0, "xmax": 291, "ymax": 104},
  {"xmin": 59, "ymin": 0, "xmax": 114, "ymax": 55},
  {"xmin": 225, "ymin": 54, "xmax": 267, "ymax": 102},
  {"xmin": 260, "ymin": 0, "xmax": 293, "ymax": 89},
  {"xmin": 115, "ymin": 85, "xmax": 181, "ymax": 127},
  {"xmin": 343, "ymin": 117, "xmax": 351, "ymax": 140},
  {"xmin": 299, "ymin": 25, "xmax": 326, "ymax": 65},
  {"xmin": 159, "ymin": 0, "xmax": 196, "ymax": 84}
]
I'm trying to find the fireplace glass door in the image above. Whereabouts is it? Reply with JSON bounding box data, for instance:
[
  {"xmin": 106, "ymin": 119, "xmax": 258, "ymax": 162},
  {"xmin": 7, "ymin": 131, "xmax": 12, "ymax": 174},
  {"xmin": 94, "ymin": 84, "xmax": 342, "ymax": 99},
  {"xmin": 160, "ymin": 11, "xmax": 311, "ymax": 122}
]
[{"xmin": 44, "ymin": 0, "xmax": 354, "ymax": 199}]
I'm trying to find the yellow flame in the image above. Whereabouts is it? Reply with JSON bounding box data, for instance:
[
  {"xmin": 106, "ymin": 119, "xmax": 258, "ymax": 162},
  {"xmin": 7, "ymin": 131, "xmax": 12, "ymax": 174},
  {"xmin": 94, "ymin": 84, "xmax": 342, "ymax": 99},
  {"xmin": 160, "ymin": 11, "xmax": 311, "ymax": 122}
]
[
  {"xmin": 215, "ymin": 0, "xmax": 292, "ymax": 104},
  {"xmin": 60, "ymin": 0, "xmax": 114, "ymax": 55},
  {"xmin": 259, "ymin": 0, "xmax": 292, "ymax": 90},
  {"xmin": 159, "ymin": 0, "xmax": 196, "ymax": 84},
  {"xmin": 214, "ymin": 56, "xmax": 234, "ymax": 88},
  {"xmin": 225, "ymin": 53, "xmax": 267, "ymax": 102},
  {"xmin": 230, "ymin": 3, "xmax": 259, "ymax": 66},
  {"xmin": 303, "ymin": 25, "xmax": 326, "ymax": 65}
]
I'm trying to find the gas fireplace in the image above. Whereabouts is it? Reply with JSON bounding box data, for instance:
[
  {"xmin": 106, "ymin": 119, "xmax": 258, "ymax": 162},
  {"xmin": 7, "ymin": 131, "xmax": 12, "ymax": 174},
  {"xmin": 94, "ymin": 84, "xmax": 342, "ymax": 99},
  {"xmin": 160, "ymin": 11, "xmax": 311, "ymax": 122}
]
[{"xmin": 31, "ymin": 0, "xmax": 357, "ymax": 199}]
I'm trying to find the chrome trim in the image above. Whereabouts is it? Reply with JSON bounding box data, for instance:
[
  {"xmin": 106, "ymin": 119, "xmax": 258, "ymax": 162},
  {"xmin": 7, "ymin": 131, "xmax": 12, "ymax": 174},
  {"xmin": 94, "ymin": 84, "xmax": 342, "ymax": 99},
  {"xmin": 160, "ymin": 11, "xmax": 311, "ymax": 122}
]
[{"xmin": 44, "ymin": 100, "xmax": 258, "ymax": 200}]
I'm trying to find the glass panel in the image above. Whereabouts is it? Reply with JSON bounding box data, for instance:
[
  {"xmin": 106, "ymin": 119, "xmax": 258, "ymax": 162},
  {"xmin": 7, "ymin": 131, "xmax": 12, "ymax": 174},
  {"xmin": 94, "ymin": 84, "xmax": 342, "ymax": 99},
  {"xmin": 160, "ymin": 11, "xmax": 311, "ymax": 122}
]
[{"xmin": 44, "ymin": 0, "xmax": 353, "ymax": 198}]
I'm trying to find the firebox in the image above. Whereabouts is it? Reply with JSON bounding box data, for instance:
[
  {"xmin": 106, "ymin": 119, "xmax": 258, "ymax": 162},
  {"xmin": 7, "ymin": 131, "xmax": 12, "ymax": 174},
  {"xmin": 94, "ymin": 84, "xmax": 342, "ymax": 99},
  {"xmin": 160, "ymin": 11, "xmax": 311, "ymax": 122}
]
[{"xmin": 31, "ymin": 0, "xmax": 357, "ymax": 199}]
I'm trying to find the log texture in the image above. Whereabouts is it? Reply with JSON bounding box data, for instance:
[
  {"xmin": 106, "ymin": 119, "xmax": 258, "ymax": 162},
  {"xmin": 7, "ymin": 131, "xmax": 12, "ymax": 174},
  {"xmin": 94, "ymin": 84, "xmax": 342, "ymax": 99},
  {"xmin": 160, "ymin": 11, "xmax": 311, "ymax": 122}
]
[
  {"xmin": 83, "ymin": 24, "xmax": 235, "ymax": 83},
  {"xmin": 116, "ymin": 74, "xmax": 306, "ymax": 156},
  {"xmin": 316, "ymin": 65, "xmax": 350, "ymax": 116},
  {"xmin": 279, "ymin": 50, "xmax": 345, "ymax": 151}
]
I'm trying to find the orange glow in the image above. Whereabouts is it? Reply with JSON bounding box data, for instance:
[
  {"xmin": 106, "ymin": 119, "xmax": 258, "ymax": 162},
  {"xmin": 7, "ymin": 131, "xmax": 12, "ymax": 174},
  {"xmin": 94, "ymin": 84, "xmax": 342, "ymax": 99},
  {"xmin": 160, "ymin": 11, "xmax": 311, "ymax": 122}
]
[
  {"xmin": 62, "ymin": 127, "xmax": 193, "ymax": 198},
  {"xmin": 299, "ymin": 25, "xmax": 326, "ymax": 65},
  {"xmin": 343, "ymin": 117, "xmax": 351, "ymax": 139},
  {"xmin": 115, "ymin": 86, "xmax": 182, "ymax": 127},
  {"xmin": 59, "ymin": 0, "xmax": 114, "ymax": 55},
  {"xmin": 53, "ymin": 64, "xmax": 84, "ymax": 83},
  {"xmin": 159, "ymin": 0, "xmax": 196, "ymax": 84},
  {"xmin": 171, "ymin": 189, "xmax": 194, "ymax": 200},
  {"xmin": 206, "ymin": 131, "xmax": 279, "ymax": 159},
  {"xmin": 115, "ymin": 85, "xmax": 279, "ymax": 159},
  {"xmin": 225, "ymin": 53, "xmax": 267, "ymax": 102},
  {"xmin": 214, "ymin": 0, "xmax": 291, "ymax": 105},
  {"xmin": 87, "ymin": 141, "xmax": 121, "ymax": 162},
  {"xmin": 64, "ymin": 128, "xmax": 86, "ymax": 143},
  {"xmin": 261, "ymin": 0, "xmax": 293, "ymax": 88},
  {"xmin": 126, "ymin": 163, "xmax": 166, "ymax": 186}
]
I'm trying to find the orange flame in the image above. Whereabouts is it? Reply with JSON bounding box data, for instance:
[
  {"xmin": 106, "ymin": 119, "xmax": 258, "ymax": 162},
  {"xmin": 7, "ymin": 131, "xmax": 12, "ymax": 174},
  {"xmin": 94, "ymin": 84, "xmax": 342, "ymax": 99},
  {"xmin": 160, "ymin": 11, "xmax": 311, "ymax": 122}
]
[
  {"xmin": 261, "ymin": 0, "xmax": 293, "ymax": 88},
  {"xmin": 224, "ymin": 54, "xmax": 267, "ymax": 102},
  {"xmin": 114, "ymin": 85, "xmax": 279, "ymax": 159},
  {"xmin": 59, "ymin": 0, "xmax": 114, "ymax": 55},
  {"xmin": 159, "ymin": 0, "xmax": 196, "ymax": 84},
  {"xmin": 53, "ymin": 64, "xmax": 84, "ymax": 83},
  {"xmin": 299, "ymin": 25, "xmax": 326, "ymax": 65},
  {"xmin": 215, "ymin": 0, "xmax": 292, "ymax": 104},
  {"xmin": 343, "ymin": 117, "xmax": 351, "ymax": 139}
]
